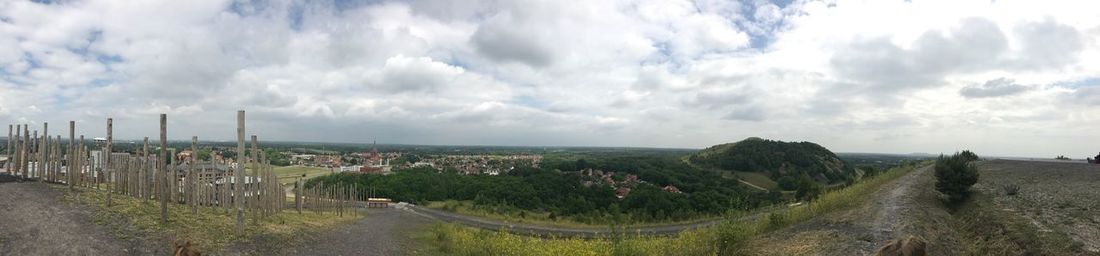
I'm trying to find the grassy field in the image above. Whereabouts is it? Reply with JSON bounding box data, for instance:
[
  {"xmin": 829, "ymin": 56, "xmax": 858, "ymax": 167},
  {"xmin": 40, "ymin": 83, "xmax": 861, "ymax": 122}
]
[
  {"xmin": 62, "ymin": 186, "xmax": 359, "ymax": 253},
  {"xmin": 426, "ymin": 200, "xmax": 719, "ymax": 229},
  {"xmin": 423, "ymin": 164, "xmax": 921, "ymax": 255},
  {"xmin": 731, "ymin": 170, "xmax": 777, "ymax": 190},
  {"xmin": 274, "ymin": 165, "xmax": 333, "ymax": 184}
]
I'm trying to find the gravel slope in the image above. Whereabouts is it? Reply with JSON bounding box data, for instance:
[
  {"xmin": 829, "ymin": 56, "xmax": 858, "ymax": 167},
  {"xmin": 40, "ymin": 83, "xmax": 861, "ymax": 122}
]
[
  {"xmin": 0, "ymin": 180, "xmax": 160, "ymax": 255},
  {"xmin": 289, "ymin": 208, "xmax": 431, "ymax": 256}
]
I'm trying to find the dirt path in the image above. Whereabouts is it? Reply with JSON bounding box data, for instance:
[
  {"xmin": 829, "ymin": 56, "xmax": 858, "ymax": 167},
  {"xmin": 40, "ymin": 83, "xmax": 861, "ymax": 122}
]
[
  {"xmin": 868, "ymin": 165, "xmax": 923, "ymax": 243},
  {"xmin": 735, "ymin": 165, "xmax": 965, "ymax": 255},
  {"xmin": 0, "ymin": 179, "xmax": 159, "ymax": 255},
  {"xmin": 290, "ymin": 208, "xmax": 432, "ymax": 256}
]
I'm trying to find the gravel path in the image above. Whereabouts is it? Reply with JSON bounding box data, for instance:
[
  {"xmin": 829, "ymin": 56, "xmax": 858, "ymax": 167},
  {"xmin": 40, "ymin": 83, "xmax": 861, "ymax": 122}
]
[
  {"xmin": 733, "ymin": 165, "xmax": 964, "ymax": 255},
  {"xmin": 290, "ymin": 208, "xmax": 431, "ymax": 256},
  {"xmin": 868, "ymin": 165, "xmax": 926, "ymax": 243},
  {"xmin": 0, "ymin": 179, "xmax": 154, "ymax": 255}
]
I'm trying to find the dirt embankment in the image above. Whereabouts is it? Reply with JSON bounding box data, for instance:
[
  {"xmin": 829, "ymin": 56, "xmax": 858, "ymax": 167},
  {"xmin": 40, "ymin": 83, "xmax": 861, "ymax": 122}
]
[{"xmin": 734, "ymin": 165, "xmax": 966, "ymax": 255}]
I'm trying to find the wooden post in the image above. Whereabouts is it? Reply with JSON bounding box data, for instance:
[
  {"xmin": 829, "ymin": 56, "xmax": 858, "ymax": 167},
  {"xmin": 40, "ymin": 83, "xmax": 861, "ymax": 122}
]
[
  {"xmin": 68, "ymin": 121, "xmax": 74, "ymax": 189},
  {"xmin": 40, "ymin": 122, "xmax": 47, "ymax": 182},
  {"xmin": 169, "ymin": 148, "xmax": 177, "ymax": 203},
  {"xmin": 14, "ymin": 125, "xmax": 21, "ymax": 178},
  {"xmin": 22, "ymin": 125, "xmax": 28, "ymax": 179},
  {"xmin": 5, "ymin": 124, "xmax": 10, "ymax": 174},
  {"xmin": 250, "ymin": 135, "xmax": 258, "ymax": 224},
  {"xmin": 295, "ymin": 177, "xmax": 302, "ymax": 214},
  {"xmin": 79, "ymin": 135, "xmax": 85, "ymax": 187},
  {"xmin": 159, "ymin": 114, "xmax": 168, "ymax": 224},
  {"xmin": 235, "ymin": 110, "xmax": 245, "ymax": 236},
  {"xmin": 191, "ymin": 136, "xmax": 198, "ymax": 214},
  {"xmin": 142, "ymin": 137, "xmax": 149, "ymax": 201},
  {"xmin": 105, "ymin": 119, "xmax": 112, "ymax": 207}
]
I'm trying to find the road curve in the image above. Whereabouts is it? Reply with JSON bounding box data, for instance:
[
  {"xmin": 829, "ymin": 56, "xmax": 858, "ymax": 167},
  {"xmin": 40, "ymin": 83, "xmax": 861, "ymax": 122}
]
[{"xmin": 401, "ymin": 204, "xmax": 725, "ymax": 238}]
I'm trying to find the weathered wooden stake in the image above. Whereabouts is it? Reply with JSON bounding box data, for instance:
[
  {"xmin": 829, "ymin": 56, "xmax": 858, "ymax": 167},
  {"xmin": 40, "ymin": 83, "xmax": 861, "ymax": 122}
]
[
  {"xmin": 159, "ymin": 114, "xmax": 168, "ymax": 224},
  {"xmin": 105, "ymin": 119, "xmax": 113, "ymax": 207},
  {"xmin": 235, "ymin": 110, "xmax": 245, "ymax": 236},
  {"xmin": 68, "ymin": 121, "xmax": 74, "ymax": 189},
  {"xmin": 191, "ymin": 136, "xmax": 198, "ymax": 214},
  {"xmin": 5, "ymin": 124, "xmax": 11, "ymax": 174}
]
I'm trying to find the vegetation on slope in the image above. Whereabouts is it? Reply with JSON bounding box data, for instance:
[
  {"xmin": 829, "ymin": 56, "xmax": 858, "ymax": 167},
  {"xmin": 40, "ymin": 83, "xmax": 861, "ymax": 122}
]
[
  {"xmin": 689, "ymin": 137, "xmax": 856, "ymax": 186},
  {"xmin": 422, "ymin": 163, "xmax": 922, "ymax": 256},
  {"xmin": 309, "ymin": 164, "xmax": 776, "ymax": 224}
]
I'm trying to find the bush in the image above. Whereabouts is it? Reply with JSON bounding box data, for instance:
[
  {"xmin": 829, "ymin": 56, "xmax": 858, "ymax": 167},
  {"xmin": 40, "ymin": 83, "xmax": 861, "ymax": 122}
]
[
  {"xmin": 1002, "ymin": 184, "xmax": 1019, "ymax": 196},
  {"xmin": 935, "ymin": 152, "xmax": 980, "ymax": 203},
  {"xmin": 794, "ymin": 174, "xmax": 822, "ymax": 202},
  {"xmin": 776, "ymin": 176, "xmax": 797, "ymax": 191},
  {"xmin": 957, "ymin": 150, "xmax": 980, "ymax": 162}
]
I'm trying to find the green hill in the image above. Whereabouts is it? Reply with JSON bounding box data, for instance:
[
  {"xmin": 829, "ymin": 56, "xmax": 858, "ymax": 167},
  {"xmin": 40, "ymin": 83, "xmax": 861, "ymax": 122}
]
[{"xmin": 689, "ymin": 137, "xmax": 855, "ymax": 185}]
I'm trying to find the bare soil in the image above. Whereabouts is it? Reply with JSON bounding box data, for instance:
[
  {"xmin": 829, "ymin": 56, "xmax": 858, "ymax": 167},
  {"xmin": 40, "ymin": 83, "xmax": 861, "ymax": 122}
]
[
  {"xmin": 0, "ymin": 179, "xmax": 165, "ymax": 255},
  {"xmin": 974, "ymin": 160, "xmax": 1100, "ymax": 253},
  {"xmin": 289, "ymin": 208, "xmax": 432, "ymax": 256}
]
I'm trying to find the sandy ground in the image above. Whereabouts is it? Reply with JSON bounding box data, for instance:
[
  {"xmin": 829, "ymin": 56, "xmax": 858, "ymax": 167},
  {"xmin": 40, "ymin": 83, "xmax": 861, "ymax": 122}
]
[{"xmin": 0, "ymin": 177, "xmax": 163, "ymax": 255}]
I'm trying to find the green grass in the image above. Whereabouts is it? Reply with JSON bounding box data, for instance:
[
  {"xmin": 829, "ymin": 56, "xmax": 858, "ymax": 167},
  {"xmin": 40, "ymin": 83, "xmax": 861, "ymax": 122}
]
[
  {"xmin": 732, "ymin": 171, "xmax": 778, "ymax": 190},
  {"xmin": 426, "ymin": 200, "xmax": 719, "ymax": 229},
  {"xmin": 424, "ymin": 163, "xmax": 925, "ymax": 255},
  {"xmin": 61, "ymin": 186, "xmax": 359, "ymax": 253},
  {"xmin": 274, "ymin": 165, "xmax": 333, "ymax": 184}
]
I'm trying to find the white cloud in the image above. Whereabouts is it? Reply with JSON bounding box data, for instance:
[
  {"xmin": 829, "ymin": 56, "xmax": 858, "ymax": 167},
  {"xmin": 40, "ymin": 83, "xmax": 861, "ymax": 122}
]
[{"xmin": 0, "ymin": 0, "xmax": 1098, "ymax": 157}]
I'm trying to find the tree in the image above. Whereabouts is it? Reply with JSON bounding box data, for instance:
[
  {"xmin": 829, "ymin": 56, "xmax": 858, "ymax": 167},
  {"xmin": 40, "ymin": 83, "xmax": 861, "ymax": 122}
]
[
  {"xmin": 935, "ymin": 152, "xmax": 979, "ymax": 204},
  {"xmin": 196, "ymin": 149, "xmax": 212, "ymax": 161},
  {"xmin": 794, "ymin": 174, "xmax": 821, "ymax": 201},
  {"xmin": 776, "ymin": 176, "xmax": 798, "ymax": 191},
  {"xmin": 957, "ymin": 150, "xmax": 979, "ymax": 162}
]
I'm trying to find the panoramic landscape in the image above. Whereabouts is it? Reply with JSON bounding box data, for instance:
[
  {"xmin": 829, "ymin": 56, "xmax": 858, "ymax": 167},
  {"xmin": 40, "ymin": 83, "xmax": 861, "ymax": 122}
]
[{"xmin": 2, "ymin": 0, "xmax": 1100, "ymax": 255}]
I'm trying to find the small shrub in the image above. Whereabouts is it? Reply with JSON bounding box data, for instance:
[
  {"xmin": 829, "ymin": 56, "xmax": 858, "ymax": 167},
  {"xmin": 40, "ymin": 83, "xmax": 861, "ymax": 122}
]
[
  {"xmin": 766, "ymin": 212, "xmax": 786, "ymax": 228},
  {"xmin": 935, "ymin": 152, "xmax": 980, "ymax": 203},
  {"xmin": 1002, "ymin": 184, "xmax": 1019, "ymax": 196}
]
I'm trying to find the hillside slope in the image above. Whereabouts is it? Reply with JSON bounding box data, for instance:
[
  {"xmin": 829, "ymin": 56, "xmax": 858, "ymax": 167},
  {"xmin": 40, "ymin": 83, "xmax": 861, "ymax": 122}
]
[
  {"xmin": 689, "ymin": 137, "xmax": 855, "ymax": 184},
  {"xmin": 734, "ymin": 165, "xmax": 967, "ymax": 255}
]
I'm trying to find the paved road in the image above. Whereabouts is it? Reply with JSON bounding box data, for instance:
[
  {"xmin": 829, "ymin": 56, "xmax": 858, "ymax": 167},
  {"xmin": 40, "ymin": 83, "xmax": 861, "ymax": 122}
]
[{"xmin": 401, "ymin": 204, "xmax": 728, "ymax": 238}]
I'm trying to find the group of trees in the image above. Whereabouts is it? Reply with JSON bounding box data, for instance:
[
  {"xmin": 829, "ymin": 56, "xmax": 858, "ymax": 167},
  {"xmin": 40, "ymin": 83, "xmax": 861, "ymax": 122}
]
[
  {"xmin": 689, "ymin": 138, "xmax": 856, "ymax": 185},
  {"xmin": 308, "ymin": 152, "xmax": 782, "ymax": 223}
]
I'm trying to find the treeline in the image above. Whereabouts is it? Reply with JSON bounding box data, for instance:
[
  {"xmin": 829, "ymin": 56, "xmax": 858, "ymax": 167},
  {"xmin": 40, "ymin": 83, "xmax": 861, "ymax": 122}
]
[
  {"xmin": 689, "ymin": 138, "xmax": 856, "ymax": 184},
  {"xmin": 308, "ymin": 156, "xmax": 781, "ymax": 223}
]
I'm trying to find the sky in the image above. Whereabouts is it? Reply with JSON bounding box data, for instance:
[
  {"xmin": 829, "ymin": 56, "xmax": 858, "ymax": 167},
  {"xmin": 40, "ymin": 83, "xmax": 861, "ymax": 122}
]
[{"xmin": 1, "ymin": 0, "xmax": 1098, "ymax": 158}]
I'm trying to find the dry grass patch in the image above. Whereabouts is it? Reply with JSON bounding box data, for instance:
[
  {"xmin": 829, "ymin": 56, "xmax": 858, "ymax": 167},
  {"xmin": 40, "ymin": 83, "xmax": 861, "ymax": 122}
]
[{"xmin": 62, "ymin": 187, "xmax": 360, "ymax": 253}]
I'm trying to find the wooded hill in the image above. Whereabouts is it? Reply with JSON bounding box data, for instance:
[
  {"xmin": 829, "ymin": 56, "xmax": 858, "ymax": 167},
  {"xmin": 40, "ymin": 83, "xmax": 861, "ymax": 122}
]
[{"xmin": 688, "ymin": 137, "xmax": 856, "ymax": 185}]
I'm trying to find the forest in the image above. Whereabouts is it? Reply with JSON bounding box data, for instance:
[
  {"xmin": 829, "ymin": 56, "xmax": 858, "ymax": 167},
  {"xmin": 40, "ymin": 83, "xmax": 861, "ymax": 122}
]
[{"xmin": 308, "ymin": 150, "xmax": 780, "ymax": 223}]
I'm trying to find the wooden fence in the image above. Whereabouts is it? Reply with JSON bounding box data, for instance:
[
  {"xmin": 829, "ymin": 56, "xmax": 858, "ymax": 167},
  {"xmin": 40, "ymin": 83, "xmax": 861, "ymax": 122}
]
[{"xmin": 1, "ymin": 110, "xmax": 367, "ymax": 236}]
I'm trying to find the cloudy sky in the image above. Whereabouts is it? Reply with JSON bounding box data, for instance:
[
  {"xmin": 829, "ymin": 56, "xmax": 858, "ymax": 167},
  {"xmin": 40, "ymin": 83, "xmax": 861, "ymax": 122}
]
[{"xmin": 1, "ymin": 0, "xmax": 1099, "ymax": 157}]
